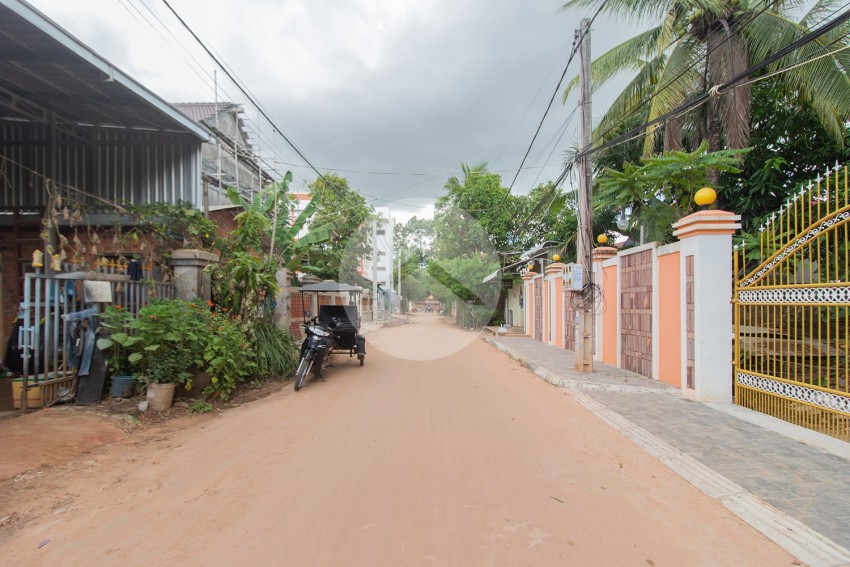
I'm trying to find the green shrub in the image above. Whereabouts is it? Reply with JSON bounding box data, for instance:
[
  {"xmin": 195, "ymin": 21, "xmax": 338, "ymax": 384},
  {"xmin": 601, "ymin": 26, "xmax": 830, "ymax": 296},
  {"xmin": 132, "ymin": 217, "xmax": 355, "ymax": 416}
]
[
  {"xmin": 253, "ymin": 316, "xmax": 299, "ymax": 379},
  {"xmin": 188, "ymin": 399, "xmax": 213, "ymax": 414},
  {"xmin": 195, "ymin": 301, "xmax": 255, "ymax": 399}
]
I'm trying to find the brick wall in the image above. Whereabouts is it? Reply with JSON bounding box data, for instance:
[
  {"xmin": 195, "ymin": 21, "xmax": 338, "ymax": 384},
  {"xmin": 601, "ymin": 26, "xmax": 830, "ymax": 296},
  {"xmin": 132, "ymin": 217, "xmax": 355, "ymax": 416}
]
[
  {"xmin": 208, "ymin": 208, "xmax": 238, "ymax": 236},
  {"xmin": 289, "ymin": 291, "xmax": 309, "ymax": 339},
  {"xmin": 1, "ymin": 223, "xmax": 41, "ymax": 350},
  {"xmin": 0, "ymin": 222, "xmax": 163, "ymax": 351}
]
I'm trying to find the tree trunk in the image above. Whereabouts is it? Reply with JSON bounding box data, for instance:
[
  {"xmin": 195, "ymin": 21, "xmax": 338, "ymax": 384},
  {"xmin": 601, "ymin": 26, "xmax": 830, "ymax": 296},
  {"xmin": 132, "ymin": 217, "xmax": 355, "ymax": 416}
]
[
  {"xmin": 664, "ymin": 116, "xmax": 684, "ymax": 152},
  {"xmin": 706, "ymin": 26, "xmax": 725, "ymax": 183},
  {"xmin": 723, "ymin": 32, "xmax": 751, "ymax": 150}
]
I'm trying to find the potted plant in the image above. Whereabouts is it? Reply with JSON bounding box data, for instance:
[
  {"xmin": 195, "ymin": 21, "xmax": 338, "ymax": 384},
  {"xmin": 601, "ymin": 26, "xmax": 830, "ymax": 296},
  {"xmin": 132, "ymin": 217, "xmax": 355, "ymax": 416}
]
[
  {"xmin": 109, "ymin": 299, "xmax": 204, "ymax": 410},
  {"xmin": 96, "ymin": 305, "xmax": 138, "ymax": 398}
]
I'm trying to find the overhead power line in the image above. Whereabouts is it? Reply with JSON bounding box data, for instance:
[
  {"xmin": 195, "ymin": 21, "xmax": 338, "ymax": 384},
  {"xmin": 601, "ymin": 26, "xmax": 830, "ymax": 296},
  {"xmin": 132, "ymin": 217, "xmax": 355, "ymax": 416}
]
[
  {"xmin": 585, "ymin": 0, "xmax": 784, "ymax": 159},
  {"xmin": 512, "ymin": 8, "xmax": 850, "ymax": 242},
  {"xmin": 572, "ymin": 7, "xmax": 850, "ymax": 171},
  {"xmin": 508, "ymin": 0, "xmax": 608, "ymax": 193},
  {"xmin": 159, "ymin": 0, "xmax": 324, "ymax": 182}
]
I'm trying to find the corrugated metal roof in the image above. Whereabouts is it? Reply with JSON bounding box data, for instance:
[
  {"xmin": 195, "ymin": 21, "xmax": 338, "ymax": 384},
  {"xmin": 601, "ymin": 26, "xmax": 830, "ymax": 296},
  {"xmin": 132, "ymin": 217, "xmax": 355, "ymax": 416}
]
[
  {"xmin": 172, "ymin": 102, "xmax": 237, "ymax": 124},
  {"xmin": 0, "ymin": 0, "xmax": 208, "ymax": 140}
]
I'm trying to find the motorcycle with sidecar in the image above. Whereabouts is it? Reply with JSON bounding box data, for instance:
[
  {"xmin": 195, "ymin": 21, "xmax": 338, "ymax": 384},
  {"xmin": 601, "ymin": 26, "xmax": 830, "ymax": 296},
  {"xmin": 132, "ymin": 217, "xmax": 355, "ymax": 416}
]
[{"xmin": 294, "ymin": 281, "xmax": 366, "ymax": 391}]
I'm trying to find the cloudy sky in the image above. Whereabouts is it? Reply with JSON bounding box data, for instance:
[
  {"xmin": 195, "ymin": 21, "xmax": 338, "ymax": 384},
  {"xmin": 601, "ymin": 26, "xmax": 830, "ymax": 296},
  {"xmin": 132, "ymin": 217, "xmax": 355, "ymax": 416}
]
[{"xmin": 29, "ymin": 0, "xmax": 638, "ymax": 221}]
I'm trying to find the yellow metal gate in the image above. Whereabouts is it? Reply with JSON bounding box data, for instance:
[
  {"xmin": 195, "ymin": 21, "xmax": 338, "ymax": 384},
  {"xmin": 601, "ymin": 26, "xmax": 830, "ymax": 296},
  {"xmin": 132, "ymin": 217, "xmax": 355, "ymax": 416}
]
[{"xmin": 733, "ymin": 165, "xmax": 850, "ymax": 441}]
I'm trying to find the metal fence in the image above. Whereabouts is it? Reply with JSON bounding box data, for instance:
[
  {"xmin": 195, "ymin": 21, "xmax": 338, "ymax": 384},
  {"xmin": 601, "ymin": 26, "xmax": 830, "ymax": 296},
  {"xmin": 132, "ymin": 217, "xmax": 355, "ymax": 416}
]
[
  {"xmin": 734, "ymin": 165, "xmax": 850, "ymax": 441},
  {"xmin": 16, "ymin": 272, "xmax": 175, "ymax": 411}
]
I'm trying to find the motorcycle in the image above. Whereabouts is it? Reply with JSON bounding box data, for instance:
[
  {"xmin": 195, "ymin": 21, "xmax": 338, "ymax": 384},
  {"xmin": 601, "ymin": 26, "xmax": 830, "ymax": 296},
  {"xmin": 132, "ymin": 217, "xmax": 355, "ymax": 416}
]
[
  {"xmin": 293, "ymin": 280, "xmax": 366, "ymax": 391},
  {"xmin": 293, "ymin": 316, "xmax": 338, "ymax": 391}
]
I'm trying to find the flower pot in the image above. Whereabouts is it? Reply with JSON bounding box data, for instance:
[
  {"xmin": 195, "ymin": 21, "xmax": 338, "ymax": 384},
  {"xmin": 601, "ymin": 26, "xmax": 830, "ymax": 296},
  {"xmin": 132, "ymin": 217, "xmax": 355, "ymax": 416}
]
[
  {"xmin": 191, "ymin": 369, "xmax": 211, "ymax": 393},
  {"xmin": 11, "ymin": 378, "xmax": 42, "ymax": 409},
  {"xmin": 146, "ymin": 382, "xmax": 176, "ymax": 411},
  {"xmin": 110, "ymin": 375, "xmax": 136, "ymax": 398}
]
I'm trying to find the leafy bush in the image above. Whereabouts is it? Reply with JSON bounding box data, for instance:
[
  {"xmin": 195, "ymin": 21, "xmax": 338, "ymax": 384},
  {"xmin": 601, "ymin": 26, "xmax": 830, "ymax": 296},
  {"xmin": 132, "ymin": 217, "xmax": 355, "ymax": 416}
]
[
  {"xmin": 188, "ymin": 399, "xmax": 213, "ymax": 414},
  {"xmin": 195, "ymin": 301, "xmax": 255, "ymax": 399},
  {"xmin": 253, "ymin": 316, "xmax": 299, "ymax": 380},
  {"xmin": 109, "ymin": 299, "xmax": 204, "ymax": 386},
  {"xmin": 96, "ymin": 305, "xmax": 135, "ymax": 375},
  {"xmin": 100, "ymin": 299, "xmax": 252, "ymax": 397}
]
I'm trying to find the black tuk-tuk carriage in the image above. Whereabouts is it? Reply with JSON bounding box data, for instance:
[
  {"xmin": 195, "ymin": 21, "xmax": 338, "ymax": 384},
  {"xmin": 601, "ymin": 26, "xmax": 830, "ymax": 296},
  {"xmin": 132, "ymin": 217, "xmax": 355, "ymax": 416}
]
[{"xmin": 294, "ymin": 281, "xmax": 366, "ymax": 390}]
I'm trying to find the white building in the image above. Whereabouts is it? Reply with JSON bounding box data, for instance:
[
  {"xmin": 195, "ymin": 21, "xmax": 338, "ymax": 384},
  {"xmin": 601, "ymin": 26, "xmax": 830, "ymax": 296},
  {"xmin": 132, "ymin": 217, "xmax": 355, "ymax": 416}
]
[{"xmin": 359, "ymin": 208, "xmax": 395, "ymax": 316}]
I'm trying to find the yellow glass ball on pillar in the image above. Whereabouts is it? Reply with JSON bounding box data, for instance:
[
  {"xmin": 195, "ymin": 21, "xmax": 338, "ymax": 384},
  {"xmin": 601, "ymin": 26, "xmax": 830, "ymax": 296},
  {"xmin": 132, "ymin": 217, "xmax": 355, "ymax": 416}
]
[
  {"xmin": 694, "ymin": 187, "xmax": 717, "ymax": 206},
  {"xmin": 552, "ymin": 254, "xmax": 561, "ymax": 262},
  {"xmin": 597, "ymin": 233, "xmax": 608, "ymax": 244}
]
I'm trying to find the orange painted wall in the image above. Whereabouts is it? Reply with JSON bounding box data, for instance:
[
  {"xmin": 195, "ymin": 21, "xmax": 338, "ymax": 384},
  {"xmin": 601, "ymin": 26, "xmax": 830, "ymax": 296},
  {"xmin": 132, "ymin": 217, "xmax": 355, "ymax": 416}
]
[
  {"xmin": 602, "ymin": 264, "xmax": 618, "ymax": 366},
  {"xmin": 657, "ymin": 252, "xmax": 681, "ymax": 387},
  {"xmin": 543, "ymin": 279, "xmax": 550, "ymax": 344},
  {"xmin": 554, "ymin": 277, "xmax": 564, "ymax": 348}
]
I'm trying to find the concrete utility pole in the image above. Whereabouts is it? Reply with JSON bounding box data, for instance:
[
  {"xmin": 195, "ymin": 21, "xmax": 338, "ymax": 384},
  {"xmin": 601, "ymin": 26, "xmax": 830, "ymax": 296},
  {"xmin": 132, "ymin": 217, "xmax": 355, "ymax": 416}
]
[
  {"xmin": 574, "ymin": 18, "xmax": 594, "ymax": 373},
  {"xmin": 388, "ymin": 216, "xmax": 394, "ymax": 315},
  {"xmin": 372, "ymin": 218, "xmax": 379, "ymax": 322}
]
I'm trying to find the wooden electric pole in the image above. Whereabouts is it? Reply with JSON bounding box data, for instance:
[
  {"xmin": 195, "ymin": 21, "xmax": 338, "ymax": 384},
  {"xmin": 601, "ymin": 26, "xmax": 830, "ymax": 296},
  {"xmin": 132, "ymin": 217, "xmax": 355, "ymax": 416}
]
[{"xmin": 574, "ymin": 18, "xmax": 594, "ymax": 373}]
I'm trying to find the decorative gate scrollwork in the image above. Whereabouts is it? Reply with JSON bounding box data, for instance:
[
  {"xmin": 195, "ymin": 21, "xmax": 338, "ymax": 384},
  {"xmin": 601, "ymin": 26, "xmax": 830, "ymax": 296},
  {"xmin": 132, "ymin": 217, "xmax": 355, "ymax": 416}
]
[{"xmin": 734, "ymin": 165, "xmax": 850, "ymax": 441}]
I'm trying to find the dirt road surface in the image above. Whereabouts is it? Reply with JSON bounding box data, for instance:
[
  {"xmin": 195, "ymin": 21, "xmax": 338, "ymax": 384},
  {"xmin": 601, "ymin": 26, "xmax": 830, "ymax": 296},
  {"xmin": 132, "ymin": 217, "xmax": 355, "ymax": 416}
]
[{"xmin": 0, "ymin": 315, "xmax": 798, "ymax": 566}]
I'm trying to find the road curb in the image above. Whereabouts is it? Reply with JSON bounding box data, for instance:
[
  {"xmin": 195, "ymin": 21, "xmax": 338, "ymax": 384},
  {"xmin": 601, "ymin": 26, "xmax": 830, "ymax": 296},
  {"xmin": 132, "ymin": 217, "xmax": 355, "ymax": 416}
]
[
  {"xmin": 484, "ymin": 337, "xmax": 850, "ymax": 567},
  {"xmin": 484, "ymin": 338, "xmax": 563, "ymax": 388},
  {"xmin": 484, "ymin": 337, "xmax": 667, "ymax": 394}
]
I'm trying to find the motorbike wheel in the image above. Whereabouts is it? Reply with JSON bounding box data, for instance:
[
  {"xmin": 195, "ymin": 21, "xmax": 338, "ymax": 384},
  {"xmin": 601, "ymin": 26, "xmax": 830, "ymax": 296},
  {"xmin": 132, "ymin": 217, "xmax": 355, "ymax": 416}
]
[
  {"xmin": 359, "ymin": 356, "xmax": 364, "ymax": 366},
  {"xmin": 294, "ymin": 354, "xmax": 313, "ymax": 391}
]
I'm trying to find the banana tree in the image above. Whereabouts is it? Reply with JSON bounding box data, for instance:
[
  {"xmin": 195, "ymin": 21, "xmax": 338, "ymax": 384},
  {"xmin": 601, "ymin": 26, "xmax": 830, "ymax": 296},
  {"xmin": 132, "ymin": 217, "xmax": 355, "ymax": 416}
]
[
  {"xmin": 214, "ymin": 171, "xmax": 333, "ymax": 318},
  {"xmin": 226, "ymin": 171, "xmax": 332, "ymax": 270}
]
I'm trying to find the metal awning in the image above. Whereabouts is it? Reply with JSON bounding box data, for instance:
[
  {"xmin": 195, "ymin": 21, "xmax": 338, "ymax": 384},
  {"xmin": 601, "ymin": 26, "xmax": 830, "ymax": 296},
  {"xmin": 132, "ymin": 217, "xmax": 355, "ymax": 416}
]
[
  {"xmin": 0, "ymin": 0, "xmax": 208, "ymax": 140},
  {"xmin": 482, "ymin": 241, "xmax": 563, "ymax": 283},
  {"xmin": 299, "ymin": 280, "xmax": 363, "ymax": 293}
]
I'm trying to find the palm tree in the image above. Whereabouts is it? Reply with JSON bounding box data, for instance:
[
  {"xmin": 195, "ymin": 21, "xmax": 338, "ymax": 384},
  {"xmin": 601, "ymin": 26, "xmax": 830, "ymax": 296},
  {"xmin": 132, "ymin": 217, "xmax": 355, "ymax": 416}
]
[{"xmin": 563, "ymin": 0, "xmax": 850, "ymax": 163}]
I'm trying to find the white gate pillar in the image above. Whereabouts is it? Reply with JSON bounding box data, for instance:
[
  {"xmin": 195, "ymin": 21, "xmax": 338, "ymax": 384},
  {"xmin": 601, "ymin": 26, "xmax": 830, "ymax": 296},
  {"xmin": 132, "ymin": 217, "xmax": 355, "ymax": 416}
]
[
  {"xmin": 592, "ymin": 246, "xmax": 617, "ymax": 360},
  {"xmin": 523, "ymin": 270, "xmax": 536, "ymax": 338},
  {"xmin": 545, "ymin": 262, "xmax": 566, "ymax": 347},
  {"xmin": 673, "ymin": 211, "xmax": 741, "ymax": 402}
]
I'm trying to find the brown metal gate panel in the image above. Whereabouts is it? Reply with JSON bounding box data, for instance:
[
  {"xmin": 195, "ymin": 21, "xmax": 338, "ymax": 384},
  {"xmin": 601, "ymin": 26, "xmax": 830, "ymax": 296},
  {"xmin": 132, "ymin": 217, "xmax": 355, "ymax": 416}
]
[
  {"xmin": 621, "ymin": 250, "xmax": 653, "ymax": 377},
  {"xmin": 533, "ymin": 278, "xmax": 542, "ymax": 341},
  {"xmin": 564, "ymin": 289, "xmax": 576, "ymax": 351}
]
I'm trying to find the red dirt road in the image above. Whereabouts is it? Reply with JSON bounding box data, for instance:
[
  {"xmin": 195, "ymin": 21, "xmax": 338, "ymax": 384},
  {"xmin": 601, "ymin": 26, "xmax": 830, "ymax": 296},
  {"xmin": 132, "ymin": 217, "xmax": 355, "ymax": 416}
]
[{"xmin": 0, "ymin": 315, "xmax": 797, "ymax": 565}]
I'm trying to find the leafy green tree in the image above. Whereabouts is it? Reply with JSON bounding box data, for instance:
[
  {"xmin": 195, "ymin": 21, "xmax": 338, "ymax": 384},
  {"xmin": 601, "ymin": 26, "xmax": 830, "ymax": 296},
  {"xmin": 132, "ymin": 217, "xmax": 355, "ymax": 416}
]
[
  {"xmin": 597, "ymin": 142, "xmax": 746, "ymax": 242},
  {"xmin": 717, "ymin": 81, "xmax": 850, "ymax": 230},
  {"xmin": 436, "ymin": 163, "xmax": 520, "ymax": 252},
  {"xmin": 394, "ymin": 216, "xmax": 436, "ymax": 310},
  {"xmin": 225, "ymin": 172, "xmax": 330, "ymax": 266},
  {"xmin": 395, "ymin": 216, "xmax": 434, "ymax": 266},
  {"xmin": 432, "ymin": 206, "xmax": 494, "ymax": 259},
  {"xmin": 303, "ymin": 173, "xmax": 373, "ymax": 282},
  {"xmin": 426, "ymin": 254, "xmax": 501, "ymax": 325},
  {"xmin": 213, "ymin": 172, "xmax": 334, "ymax": 319},
  {"xmin": 563, "ymin": 0, "xmax": 850, "ymax": 164},
  {"xmin": 513, "ymin": 183, "xmax": 582, "ymax": 257}
]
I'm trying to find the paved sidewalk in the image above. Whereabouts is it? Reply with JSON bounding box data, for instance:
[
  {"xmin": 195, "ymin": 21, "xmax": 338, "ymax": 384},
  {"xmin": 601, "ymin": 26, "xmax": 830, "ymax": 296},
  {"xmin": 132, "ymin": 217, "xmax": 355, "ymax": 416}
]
[{"xmin": 486, "ymin": 335, "xmax": 850, "ymax": 567}]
